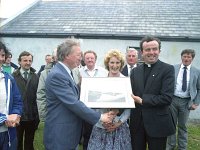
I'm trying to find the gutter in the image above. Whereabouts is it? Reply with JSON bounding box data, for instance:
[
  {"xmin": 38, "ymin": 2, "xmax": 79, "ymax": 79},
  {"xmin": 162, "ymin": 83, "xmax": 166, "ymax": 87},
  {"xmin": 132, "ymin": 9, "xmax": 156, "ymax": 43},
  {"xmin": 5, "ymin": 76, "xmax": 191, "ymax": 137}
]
[{"xmin": 0, "ymin": 32, "xmax": 200, "ymax": 42}]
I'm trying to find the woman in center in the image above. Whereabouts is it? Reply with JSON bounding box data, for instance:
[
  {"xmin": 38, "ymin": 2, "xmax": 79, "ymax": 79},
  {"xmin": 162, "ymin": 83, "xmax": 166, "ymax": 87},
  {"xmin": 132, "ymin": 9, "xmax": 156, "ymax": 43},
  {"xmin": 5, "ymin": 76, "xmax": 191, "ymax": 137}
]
[{"xmin": 87, "ymin": 49, "xmax": 132, "ymax": 150}]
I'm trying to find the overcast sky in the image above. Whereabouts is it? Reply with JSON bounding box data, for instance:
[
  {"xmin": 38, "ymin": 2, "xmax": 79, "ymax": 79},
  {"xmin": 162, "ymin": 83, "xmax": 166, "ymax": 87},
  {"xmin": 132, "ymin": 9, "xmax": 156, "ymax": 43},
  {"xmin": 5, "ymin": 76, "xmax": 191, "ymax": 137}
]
[{"xmin": 0, "ymin": 0, "xmax": 37, "ymax": 18}]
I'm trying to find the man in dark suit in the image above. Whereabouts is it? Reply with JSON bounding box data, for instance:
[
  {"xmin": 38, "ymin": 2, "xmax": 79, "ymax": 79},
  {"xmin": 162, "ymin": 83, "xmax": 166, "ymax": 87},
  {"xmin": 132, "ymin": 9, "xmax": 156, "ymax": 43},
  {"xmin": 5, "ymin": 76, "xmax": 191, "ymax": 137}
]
[
  {"xmin": 121, "ymin": 47, "xmax": 138, "ymax": 76},
  {"xmin": 129, "ymin": 35, "xmax": 176, "ymax": 150},
  {"xmin": 44, "ymin": 38, "xmax": 115, "ymax": 150},
  {"xmin": 166, "ymin": 49, "xmax": 200, "ymax": 150}
]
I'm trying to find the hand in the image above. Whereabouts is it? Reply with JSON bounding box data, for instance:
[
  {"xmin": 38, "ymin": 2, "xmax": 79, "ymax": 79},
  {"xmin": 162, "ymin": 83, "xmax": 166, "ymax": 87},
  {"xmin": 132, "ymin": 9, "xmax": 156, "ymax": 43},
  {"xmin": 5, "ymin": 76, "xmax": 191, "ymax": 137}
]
[
  {"xmin": 131, "ymin": 94, "xmax": 142, "ymax": 104},
  {"xmin": 100, "ymin": 112, "xmax": 115, "ymax": 123},
  {"xmin": 5, "ymin": 114, "xmax": 20, "ymax": 127},
  {"xmin": 109, "ymin": 109, "xmax": 119, "ymax": 116},
  {"xmin": 103, "ymin": 121, "xmax": 122, "ymax": 132},
  {"xmin": 189, "ymin": 104, "xmax": 199, "ymax": 110}
]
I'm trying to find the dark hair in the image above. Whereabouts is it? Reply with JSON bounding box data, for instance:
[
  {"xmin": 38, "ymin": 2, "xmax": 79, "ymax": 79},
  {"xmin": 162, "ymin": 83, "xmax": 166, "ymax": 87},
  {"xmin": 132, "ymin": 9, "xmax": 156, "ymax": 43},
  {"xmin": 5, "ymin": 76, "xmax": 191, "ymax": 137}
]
[
  {"xmin": 181, "ymin": 49, "xmax": 195, "ymax": 59},
  {"xmin": 0, "ymin": 41, "xmax": 9, "ymax": 55},
  {"xmin": 6, "ymin": 51, "xmax": 12, "ymax": 59},
  {"xmin": 18, "ymin": 51, "xmax": 33, "ymax": 62},
  {"xmin": 140, "ymin": 35, "xmax": 161, "ymax": 51}
]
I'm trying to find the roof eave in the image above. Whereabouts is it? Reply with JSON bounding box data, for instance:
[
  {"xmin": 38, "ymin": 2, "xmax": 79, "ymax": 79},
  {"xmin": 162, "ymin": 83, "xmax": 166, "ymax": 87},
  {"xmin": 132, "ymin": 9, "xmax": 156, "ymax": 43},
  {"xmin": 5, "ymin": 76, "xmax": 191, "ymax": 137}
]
[{"xmin": 0, "ymin": 32, "xmax": 200, "ymax": 42}]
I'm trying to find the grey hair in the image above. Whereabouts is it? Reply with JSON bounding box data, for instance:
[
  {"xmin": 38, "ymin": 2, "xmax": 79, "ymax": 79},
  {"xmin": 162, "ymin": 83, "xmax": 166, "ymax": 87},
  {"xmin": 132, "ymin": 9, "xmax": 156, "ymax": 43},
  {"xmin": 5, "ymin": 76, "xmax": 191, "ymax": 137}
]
[
  {"xmin": 57, "ymin": 38, "xmax": 80, "ymax": 61},
  {"xmin": 126, "ymin": 47, "xmax": 138, "ymax": 58}
]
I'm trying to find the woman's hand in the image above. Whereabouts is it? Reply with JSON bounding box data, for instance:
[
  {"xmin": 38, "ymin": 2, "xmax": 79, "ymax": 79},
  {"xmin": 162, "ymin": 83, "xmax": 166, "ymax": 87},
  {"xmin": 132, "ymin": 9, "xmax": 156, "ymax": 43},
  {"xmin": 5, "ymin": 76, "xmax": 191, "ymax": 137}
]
[{"xmin": 103, "ymin": 120, "xmax": 123, "ymax": 132}]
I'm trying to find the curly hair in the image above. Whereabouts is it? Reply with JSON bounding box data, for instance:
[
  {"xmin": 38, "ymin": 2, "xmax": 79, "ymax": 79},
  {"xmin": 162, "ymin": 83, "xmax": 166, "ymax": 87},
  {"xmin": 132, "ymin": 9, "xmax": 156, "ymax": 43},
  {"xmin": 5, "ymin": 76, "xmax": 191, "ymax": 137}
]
[{"xmin": 104, "ymin": 49, "xmax": 125, "ymax": 71}]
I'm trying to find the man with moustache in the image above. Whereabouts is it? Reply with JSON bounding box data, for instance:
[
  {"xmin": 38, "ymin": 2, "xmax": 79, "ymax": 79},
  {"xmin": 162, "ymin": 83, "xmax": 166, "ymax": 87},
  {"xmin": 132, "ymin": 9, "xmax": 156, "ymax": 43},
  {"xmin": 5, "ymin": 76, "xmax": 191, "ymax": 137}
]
[
  {"xmin": 167, "ymin": 49, "xmax": 200, "ymax": 150},
  {"xmin": 12, "ymin": 51, "xmax": 39, "ymax": 150}
]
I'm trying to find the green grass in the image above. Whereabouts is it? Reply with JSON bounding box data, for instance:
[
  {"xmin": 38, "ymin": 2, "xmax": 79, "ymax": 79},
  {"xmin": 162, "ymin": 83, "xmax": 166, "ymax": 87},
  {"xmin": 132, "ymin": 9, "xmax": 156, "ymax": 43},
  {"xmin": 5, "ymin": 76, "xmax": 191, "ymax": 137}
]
[
  {"xmin": 187, "ymin": 124, "xmax": 200, "ymax": 150},
  {"xmin": 34, "ymin": 123, "xmax": 200, "ymax": 150}
]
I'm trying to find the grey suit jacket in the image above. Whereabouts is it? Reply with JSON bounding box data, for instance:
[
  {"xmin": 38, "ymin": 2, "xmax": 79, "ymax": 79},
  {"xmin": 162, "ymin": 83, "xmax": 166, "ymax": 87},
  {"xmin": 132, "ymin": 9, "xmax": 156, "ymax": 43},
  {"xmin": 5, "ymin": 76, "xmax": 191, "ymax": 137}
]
[
  {"xmin": 44, "ymin": 63, "xmax": 100, "ymax": 150},
  {"xmin": 174, "ymin": 64, "xmax": 200, "ymax": 106}
]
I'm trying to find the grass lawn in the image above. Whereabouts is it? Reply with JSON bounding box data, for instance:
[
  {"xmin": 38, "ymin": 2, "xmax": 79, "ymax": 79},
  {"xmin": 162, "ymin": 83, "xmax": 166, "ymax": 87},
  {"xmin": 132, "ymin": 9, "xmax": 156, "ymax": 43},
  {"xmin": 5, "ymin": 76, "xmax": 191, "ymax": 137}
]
[{"xmin": 34, "ymin": 123, "xmax": 200, "ymax": 150}]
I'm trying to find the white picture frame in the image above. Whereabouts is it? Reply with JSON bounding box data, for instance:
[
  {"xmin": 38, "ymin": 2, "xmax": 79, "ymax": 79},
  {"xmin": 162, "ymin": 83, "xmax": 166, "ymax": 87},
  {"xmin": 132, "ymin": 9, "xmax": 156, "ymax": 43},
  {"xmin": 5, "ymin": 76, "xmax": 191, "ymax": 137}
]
[{"xmin": 80, "ymin": 77, "xmax": 135, "ymax": 108}]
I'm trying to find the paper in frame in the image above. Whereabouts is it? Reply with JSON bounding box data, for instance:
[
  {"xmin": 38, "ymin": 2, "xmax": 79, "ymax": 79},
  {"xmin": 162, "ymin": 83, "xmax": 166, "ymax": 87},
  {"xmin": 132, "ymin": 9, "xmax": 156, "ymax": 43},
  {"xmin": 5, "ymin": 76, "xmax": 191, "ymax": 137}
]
[{"xmin": 80, "ymin": 77, "xmax": 135, "ymax": 108}]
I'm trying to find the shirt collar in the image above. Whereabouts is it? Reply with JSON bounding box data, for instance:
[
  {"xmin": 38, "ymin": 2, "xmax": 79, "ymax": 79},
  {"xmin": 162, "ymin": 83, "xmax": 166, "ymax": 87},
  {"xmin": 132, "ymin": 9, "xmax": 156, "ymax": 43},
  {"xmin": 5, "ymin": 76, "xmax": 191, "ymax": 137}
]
[
  {"xmin": 127, "ymin": 64, "xmax": 137, "ymax": 68},
  {"xmin": 83, "ymin": 65, "xmax": 98, "ymax": 71},
  {"xmin": 20, "ymin": 68, "xmax": 30, "ymax": 75},
  {"xmin": 181, "ymin": 64, "xmax": 191, "ymax": 70}
]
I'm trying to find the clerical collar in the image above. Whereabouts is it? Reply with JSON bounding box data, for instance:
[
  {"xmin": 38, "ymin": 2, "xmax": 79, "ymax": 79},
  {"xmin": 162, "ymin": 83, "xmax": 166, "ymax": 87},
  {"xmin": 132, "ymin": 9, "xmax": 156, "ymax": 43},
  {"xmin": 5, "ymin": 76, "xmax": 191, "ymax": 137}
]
[{"xmin": 144, "ymin": 63, "xmax": 152, "ymax": 67}]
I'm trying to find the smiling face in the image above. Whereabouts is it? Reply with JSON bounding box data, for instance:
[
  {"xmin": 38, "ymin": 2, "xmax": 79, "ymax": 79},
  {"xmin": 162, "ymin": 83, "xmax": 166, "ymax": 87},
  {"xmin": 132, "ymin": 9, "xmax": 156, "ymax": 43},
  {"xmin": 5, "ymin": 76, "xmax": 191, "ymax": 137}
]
[
  {"xmin": 84, "ymin": 52, "xmax": 96, "ymax": 70},
  {"xmin": 108, "ymin": 56, "xmax": 121, "ymax": 77},
  {"xmin": 19, "ymin": 55, "xmax": 33, "ymax": 71},
  {"xmin": 65, "ymin": 45, "xmax": 82, "ymax": 69},
  {"xmin": 141, "ymin": 40, "xmax": 160, "ymax": 64}
]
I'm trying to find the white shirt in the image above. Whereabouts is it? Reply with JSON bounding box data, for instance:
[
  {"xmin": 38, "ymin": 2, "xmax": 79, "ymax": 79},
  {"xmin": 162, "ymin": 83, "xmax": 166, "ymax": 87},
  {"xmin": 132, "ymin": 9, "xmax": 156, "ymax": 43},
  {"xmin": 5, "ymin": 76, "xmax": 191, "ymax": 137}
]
[
  {"xmin": 20, "ymin": 68, "xmax": 30, "ymax": 79},
  {"xmin": 0, "ymin": 72, "xmax": 8, "ymax": 132},
  {"xmin": 127, "ymin": 64, "xmax": 137, "ymax": 76},
  {"xmin": 174, "ymin": 64, "xmax": 191, "ymax": 98},
  {"xmin": 79, "ymin": 65, "xmax": 108, "ymax": 77}
]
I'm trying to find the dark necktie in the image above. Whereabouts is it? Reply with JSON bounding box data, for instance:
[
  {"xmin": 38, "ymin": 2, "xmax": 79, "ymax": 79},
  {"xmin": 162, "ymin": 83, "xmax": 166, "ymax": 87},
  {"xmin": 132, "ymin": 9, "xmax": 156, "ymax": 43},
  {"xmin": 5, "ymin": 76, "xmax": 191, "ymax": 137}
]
[
  {"xmin": 71, "ymin": 71, "xmax": 74, "ymax": 79},
  {"xmin": 129, "ymin": 66, "xmax": 133, "ymax": 75},
  {"xmin": 182, "ymin": 66, "xmax": 187, "ymax": 92},
  {"xmin": 24, "ymin": 71, "xmax": 28, "ymax": 80}
]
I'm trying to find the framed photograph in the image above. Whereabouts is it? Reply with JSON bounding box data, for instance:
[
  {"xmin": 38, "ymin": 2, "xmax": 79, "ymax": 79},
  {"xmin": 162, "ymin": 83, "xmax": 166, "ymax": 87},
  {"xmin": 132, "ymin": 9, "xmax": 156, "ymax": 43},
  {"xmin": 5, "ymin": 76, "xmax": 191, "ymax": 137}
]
[{"xmin": 80, "ymin": 77, "xmax": 135, "ymax": 108}]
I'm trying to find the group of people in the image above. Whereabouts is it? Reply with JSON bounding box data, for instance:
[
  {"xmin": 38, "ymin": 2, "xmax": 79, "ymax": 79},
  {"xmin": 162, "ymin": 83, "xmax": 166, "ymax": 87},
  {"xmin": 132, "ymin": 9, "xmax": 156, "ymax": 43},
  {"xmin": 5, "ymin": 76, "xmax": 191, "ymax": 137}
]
[
  {"xmin": 0, "ymin": 35, "xmax": 199, "ymax": 150},
  {"xmin": 0, "ymin": 42, "xmax": 40, "ymax": 150}
]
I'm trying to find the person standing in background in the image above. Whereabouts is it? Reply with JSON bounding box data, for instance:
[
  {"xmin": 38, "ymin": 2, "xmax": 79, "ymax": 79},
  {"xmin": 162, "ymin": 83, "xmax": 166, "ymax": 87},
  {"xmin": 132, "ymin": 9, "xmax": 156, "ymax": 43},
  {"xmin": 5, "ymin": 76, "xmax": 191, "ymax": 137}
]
[
  {"xmin": 0, "ymin": 41, "xmax": 22, "ymax": 150},
  {"xmin": 37, "ymin": 49, "xmax": 57, "ymax": 122},
  {"xmin": 12, "ymin": 51, "xmax": 39, "ymax": 150},
  {"xmin": 79, "ymin": 50, "xmax": 108, "ymax": 150},
  {"xmin": 130, "ymin": 35, "xmax": 175, "ymax": 150},
  {"xmin": 166, "ymin": 49, "xmax": 200, "ymax": 150},
  {"xmin": 2, "ymin": 51, "xmax": 18, "ymax": 74},
  {"xmin": 37, "ymin": 54, "xmax": 52, "ymax": 77},
  {"xmin": 121, "ymin": 47, "xmax": 138, "ymax": 76}
]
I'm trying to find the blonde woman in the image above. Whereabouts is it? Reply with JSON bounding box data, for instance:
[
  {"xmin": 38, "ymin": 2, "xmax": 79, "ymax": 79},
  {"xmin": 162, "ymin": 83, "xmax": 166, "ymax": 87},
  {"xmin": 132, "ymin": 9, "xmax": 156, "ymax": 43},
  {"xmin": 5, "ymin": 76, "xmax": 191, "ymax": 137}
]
[{"xmin": 87, "ymin": 50, "xmax": 132, "ymax": 150}]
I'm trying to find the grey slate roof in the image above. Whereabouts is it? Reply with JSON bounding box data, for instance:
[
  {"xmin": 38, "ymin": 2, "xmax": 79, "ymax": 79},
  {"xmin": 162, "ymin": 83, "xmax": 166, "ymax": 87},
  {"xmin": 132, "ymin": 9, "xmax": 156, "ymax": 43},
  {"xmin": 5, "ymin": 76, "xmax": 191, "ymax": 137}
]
[{"xmin": 0, "ymin": 0, "xmax": 200, "ymax": 40}]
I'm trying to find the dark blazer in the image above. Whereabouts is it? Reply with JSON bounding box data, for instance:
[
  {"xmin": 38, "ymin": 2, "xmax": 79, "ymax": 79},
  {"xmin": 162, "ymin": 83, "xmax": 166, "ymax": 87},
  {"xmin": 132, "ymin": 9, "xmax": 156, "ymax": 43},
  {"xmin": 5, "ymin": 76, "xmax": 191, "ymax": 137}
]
[
  {"xmin": 121, "ymin": 64, "xmax": 139, "ymax": 77},
  {"xmin": 12, "ymin": 67, "xmax": 39, "ymax": 121},
  {"xmin": 37, "ymin": 65, "xmax": 45, "ymax": 77},
  {"xmin": 44, "ymin": 63, "xmax": 101, "ymax": 150},
  {"xmin": 121, "ymin": 65, "xmax": 129, "ymax": 76},
  {"xmin": 130, "ymin": 60, "xmax": 176, "ymax": 137}
]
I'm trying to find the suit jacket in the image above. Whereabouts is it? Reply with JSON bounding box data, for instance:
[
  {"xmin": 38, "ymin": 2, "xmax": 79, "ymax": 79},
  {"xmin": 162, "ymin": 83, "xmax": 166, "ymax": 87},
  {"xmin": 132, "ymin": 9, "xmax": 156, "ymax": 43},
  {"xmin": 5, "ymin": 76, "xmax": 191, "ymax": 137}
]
[
  {"xmin": 174, "ymin": 64, "xmax": 200, "ymax": 106},
  {"xmin": 130, "ymin": 60, "xmax": 176, "ymax": 137},
  {"xmin": 37, "ymin": 65, "xmax": 45, "ymax": 77},
  {"xmin": 44, "ymin": 63, "xmax": 100, "ymax": 150},
  {"xmin": 121, "ymin": 64, "xmax": 138, "ymax": 77},
  {"xmin": 121, "ymin": 65, "xmax": 129, "ymax": 76}
]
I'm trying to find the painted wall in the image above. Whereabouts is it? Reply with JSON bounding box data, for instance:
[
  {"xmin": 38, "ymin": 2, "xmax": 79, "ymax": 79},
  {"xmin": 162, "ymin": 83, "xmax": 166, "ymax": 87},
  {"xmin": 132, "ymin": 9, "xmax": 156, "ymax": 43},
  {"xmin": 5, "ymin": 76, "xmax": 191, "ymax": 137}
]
[
  {"xmin": 2, "ymin": 37, "xmax": 200, "ymax": 72},
  {"xmin": 1, "ymin": 37, "xmax": 200, "ymax": 120}
]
